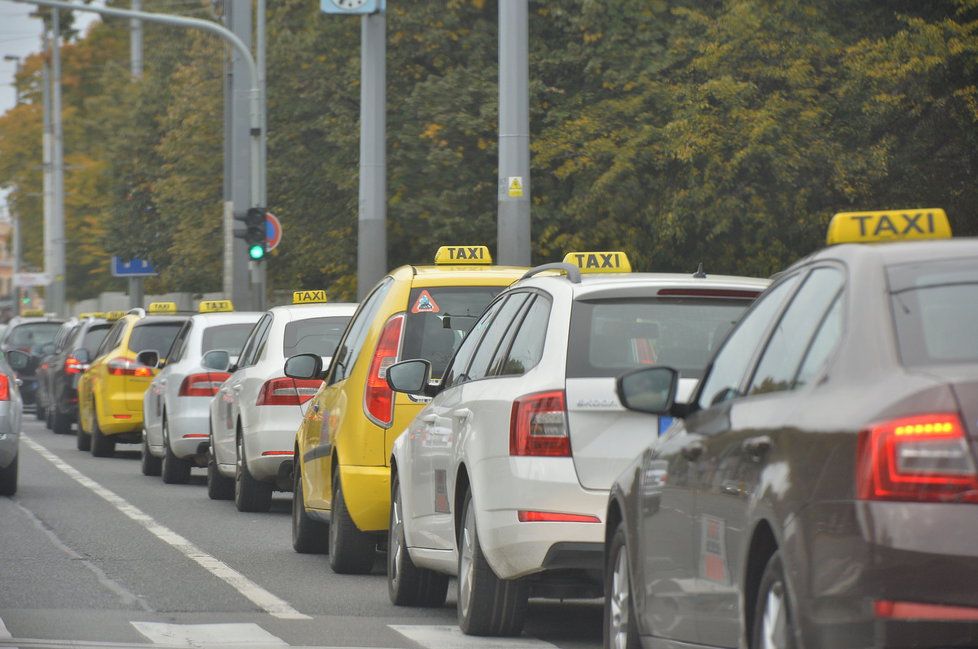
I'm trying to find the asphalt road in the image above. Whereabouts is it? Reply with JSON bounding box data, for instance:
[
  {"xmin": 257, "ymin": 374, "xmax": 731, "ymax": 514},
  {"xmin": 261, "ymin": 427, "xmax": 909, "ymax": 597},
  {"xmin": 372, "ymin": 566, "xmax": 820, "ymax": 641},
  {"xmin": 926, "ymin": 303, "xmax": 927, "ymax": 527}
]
[{"xmin": 0, "ymin": 418, "xmax": 603, "ymax": 649}]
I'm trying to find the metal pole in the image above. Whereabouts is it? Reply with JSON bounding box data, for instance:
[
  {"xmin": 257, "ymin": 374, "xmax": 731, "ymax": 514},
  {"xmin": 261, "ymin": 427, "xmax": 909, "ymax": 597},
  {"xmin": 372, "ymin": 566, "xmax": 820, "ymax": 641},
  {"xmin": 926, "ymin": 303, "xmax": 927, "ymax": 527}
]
[
  {"xmin": 497, "ymin": 0, "xmax": 531, "ymax": 266},
  {"xmin": 49, "ymin": 8, "xmax": 66, "ymax": 316},
  {"xmin": 253, "ymin": 0, "xmax": 267, "ymax": 310},
  {"xmin": 357, "ymin": 11, "xmax": 386, "ymax": 299},
  {"xmin": 41, "ymin": 28, "xmax": 52, "ymax": 303},
  {"xmin": 130, "ymin": 0, "xmax": 143, "ymax": 78},
  {"xmin": 228, "ymin": 0, "xmax": 254, "ymax": 310},
  {"xmin": 12, "ymin": 215, "xmax": 21, "ymax": 308}
]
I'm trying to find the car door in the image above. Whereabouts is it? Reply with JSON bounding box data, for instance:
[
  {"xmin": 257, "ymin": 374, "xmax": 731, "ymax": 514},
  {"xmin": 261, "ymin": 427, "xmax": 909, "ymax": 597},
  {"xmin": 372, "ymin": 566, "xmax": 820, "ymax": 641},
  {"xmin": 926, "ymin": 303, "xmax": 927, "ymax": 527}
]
[
  {"xmin": 147, "ymin": 322, "xmax": 189, "ymax": 446},
  {"xmin": 215, "ymin": 314, "xmax": 270, "ymax": 465},
  {"xmin": 636, "ymin": 274, "xmax": 801, "ymax": 646}
]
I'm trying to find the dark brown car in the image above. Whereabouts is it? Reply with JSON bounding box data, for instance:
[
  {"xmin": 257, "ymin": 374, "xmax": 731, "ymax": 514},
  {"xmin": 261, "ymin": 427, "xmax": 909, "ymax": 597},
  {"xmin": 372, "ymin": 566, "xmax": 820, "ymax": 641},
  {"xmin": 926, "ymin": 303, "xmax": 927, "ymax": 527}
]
[{"xmin": 605, "ymin": 239, "xmax": 978, "ymax": 649}]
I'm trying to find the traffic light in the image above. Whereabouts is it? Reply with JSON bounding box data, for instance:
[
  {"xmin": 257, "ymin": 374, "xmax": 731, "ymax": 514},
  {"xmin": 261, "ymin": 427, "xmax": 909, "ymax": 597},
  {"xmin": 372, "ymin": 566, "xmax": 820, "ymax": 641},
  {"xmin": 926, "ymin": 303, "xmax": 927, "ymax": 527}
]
[{"xmin": 235, "ymin": 207, "xmax": 267, "ymax": 261}]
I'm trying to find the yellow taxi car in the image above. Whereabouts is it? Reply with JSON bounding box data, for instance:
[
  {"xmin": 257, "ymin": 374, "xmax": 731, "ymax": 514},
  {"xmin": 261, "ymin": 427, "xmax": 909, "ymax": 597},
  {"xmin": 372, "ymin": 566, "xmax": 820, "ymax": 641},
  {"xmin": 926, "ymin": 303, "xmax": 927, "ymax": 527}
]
[
  {"xmin": 77, "ymin": 303, "xmax": 190, "ymax": 457},
  {"xmin": 287, "ymin": 246, "xmax": 526, "ymax": 572}
]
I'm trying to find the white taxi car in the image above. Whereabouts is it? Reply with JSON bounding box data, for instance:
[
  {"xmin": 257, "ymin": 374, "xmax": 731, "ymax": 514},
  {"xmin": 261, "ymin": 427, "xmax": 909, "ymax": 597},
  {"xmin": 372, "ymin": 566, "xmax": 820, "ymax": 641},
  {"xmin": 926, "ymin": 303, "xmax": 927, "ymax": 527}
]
[
  {"xmin": 141, "ymin": 301, "xmax": 261, "ymax": 484},
  {"xmin": 386, "ymin": 252, "xmax": 769, "ymax": 636},
  {"xmin": 207, "ymin": 292, "xmax": 356, "ymax": 512}
]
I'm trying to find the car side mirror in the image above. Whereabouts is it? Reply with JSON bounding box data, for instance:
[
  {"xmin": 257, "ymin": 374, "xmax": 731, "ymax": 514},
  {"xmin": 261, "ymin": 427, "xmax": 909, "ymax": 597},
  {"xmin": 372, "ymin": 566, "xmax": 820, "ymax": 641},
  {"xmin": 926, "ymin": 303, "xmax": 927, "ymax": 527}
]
[
  {"xmin": 71, "ymin": 348, "xmax": 91, "ymax": 364},
  {"xmin": 5, "ymin": 349, "xmax": 29, "ymax": 371},
  {"xmin": 284, "ymin": 353, "xmax": 323, "ymax": 380},
  {"xmin": 201, "ymin": 349, "xmax": 231, "ymax": 372},
  {"xmin": 616, "ymin": 366, "xmax": 679, "ymax": 415},
  {"xmin": 136, "ymin": 350, "xmax": 160, "ymax": 369},
  {"xmin": 386, "ymin": 359, "xmax": 432, "ymax": 396}
]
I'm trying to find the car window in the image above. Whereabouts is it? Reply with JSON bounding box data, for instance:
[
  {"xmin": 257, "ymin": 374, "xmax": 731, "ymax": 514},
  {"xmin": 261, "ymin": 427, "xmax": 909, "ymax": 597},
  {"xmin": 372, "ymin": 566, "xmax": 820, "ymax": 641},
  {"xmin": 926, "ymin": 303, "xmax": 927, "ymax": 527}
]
[
  {"xmin": 330, "ymin": 278, "xmax": 392, "ymax": 384},
  {"xmin": 80, "ymin": 324, "xmax": 111, "ymax": 355},
  {"xmin": 465, "ymin": 294, "xmax": 530, "ymax": 383},
  {"xmin": 95, "ymin": 320, "xmax": 126, "ymax": 359},
  {"xmin": 252, "ymin": 319, "xmax": 274, "ymax": 362},
  {"xmin": 6, "ymin": 322, "xmax": 63, "ymax": 349},
  {"xmin": 202, "ymin": 323, "xmax": 259, "ymax": 356},
  {"xmin": 696, "ymin": 274, "xmax": 801, "ymax": 410},
  {"xmin": 239, "ymin": 314, "xmax": 272, "ymax": 368},
  {"xmin": 748, "ymin": 267, "xmax": 844, "ymax": 395},
  {"xmin": 129, "ymin": 322, "xmax": 185, "ymax": 356},
  {"xmin": 494, "ymin": 294, "xmax": 551, "ymax": 377},
  {"xmin": 283, "ymin": 317, "xmax": 351, "ymax": 358},
  {"xmin": 167, "ymin": 323, "xmax": 192, "ymax": 363},
  {"xmin": 441, "ymin": 295, "xmax": 510, "ymax": 389},
  {"xmin": 794, "ymin": 293, "xmax": 844, "ymax": 388}
]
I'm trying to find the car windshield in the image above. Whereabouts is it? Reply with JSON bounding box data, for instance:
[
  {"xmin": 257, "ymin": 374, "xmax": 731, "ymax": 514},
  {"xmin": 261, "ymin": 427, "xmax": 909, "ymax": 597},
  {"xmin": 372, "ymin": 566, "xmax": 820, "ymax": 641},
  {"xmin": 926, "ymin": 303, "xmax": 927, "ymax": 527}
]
[
  {"xmin": 283, "ymin": 316, "xmax": 351, "ymax": 358},
  {"xmin": 201, "ymin": 323, "xmax": 256, "ymax": 356},
  {"xmin": 128, "ymin": 322, "xmax": 185, "ymax": 355},
  {"xmin": 6, "ymin": 322, "xmax": 63, "ymax": 349},
  {"xmin": 567, "ymin": 297, "xmax": 756, "ymax": 380},
  {"xmin": 400, "ymin": 286, "xmax": 503, "ymax": 379},
  {"xmin": 888, "ymin": 257, "xmax": 978, "ymax": 366}
]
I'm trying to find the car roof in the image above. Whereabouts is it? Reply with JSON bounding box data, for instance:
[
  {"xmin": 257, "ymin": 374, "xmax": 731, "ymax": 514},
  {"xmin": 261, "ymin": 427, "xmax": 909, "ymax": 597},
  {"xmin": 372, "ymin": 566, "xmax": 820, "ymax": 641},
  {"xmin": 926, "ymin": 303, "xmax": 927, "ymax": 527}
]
[
  {"xmin": 391, "ymin": 264, "xmax": 528, "ymax": 286},
  {"xmin": 807, "ymin": 237, "xmax": 978, "ymax": 268},
  {"xmin": 133, "ymin": 315, "xmax": 190, "ymax": 326},
  {"xmin": 268, "ymin": 303, "xmax": 358, "ymax": 318},
  {"xmin": 516, "ymin": 271, "xmax": 771, "ymax": 298},
  {"xmin": 189, "ymin": 312, "xmax": 262, "ymax": 324}
]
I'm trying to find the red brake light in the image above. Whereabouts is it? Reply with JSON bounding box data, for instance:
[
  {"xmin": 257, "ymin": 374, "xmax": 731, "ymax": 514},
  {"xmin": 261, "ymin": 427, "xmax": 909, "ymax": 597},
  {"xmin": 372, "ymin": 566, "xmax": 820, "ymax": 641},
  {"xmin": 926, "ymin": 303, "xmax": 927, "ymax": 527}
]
[
  {"xmin": 65, "ymin": 355, "xmax": 89, "ymax": 375},
  {"xmin": 517, "ymin": 510, "xmax": 600, "ymax": 523},
  {"xmin": 510, "ymin": 390, "xmax": 570, "ymax": 457},
  {"xmin": 0, "ymin": 375, "xmax": 8, "ymax": 401},
  {"xmin": 364, "ymin": 313, "xmax": 404, "ymax": 427},
  {"xmin": 178, "ymin": 372, "xmax": 230, "ymax": 397},
  {"xmin": 657, "ymin": 288, "xmax": 761, "ymax": 299},
  {"xmin": 875, "ymin": 600, "xmax": 978, "ymax": 621},
  {"xmin": 856, "ymin": 413, "xmax": 978, "ymax": 503},
  {"xmin": 256, "ymin": 377, "xmax": 322, "ymax": 406},
  {"xmin": 107, "ymin": 357, "xmax": 153, "ymax": 377}
]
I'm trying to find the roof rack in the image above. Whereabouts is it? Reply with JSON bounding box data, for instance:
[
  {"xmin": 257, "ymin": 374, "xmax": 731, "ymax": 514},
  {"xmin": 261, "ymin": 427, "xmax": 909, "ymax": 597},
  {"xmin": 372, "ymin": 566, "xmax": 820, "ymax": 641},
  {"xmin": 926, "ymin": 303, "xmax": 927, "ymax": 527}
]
[
  {"xmin": 127, "ymin": 308, "xmax": 146, "ymax": 317},
  {"xmin": 521, "ymin": 262, "xmax": 582, "ymax": 284}
]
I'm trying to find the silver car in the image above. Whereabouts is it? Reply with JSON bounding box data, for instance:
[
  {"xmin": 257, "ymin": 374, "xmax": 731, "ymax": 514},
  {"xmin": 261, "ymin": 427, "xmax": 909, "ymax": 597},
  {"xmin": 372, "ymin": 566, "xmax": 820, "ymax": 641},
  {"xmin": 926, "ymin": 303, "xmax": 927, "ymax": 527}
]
[{"xmin": 0, "ymin": 349, "xmax": 27, "ymax": 496}]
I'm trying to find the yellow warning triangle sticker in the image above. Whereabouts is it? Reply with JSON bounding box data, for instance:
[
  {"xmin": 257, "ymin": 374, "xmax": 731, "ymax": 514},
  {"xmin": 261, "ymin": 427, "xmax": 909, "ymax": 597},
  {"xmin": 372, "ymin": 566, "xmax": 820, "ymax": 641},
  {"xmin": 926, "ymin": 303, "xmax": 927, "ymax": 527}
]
[{"xmin": 412, "ymin": 290, "xmax": 440, "ymax": 314}]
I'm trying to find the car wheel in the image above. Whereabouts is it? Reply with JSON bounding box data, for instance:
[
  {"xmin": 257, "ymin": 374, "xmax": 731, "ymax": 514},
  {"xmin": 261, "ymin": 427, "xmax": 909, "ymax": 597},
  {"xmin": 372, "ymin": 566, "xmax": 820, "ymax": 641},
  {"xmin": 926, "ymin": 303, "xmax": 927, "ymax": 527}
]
[
  {"xmin": 0, "ymin": 455, "xmax": 17, "ymax": 496},
  {"xmin": 160, "ymin": 417, "xmax": 191, "ymax": 484},
  {"xmin": 329, "ymin": 468, "xmax": 375, "ymax": 574},
  {"xmin": 388, "ymin": 472, "xmax": 448, "ymax": 606},
  {"xmin": 140, "ymin": 428, "xmax": 162, "ymax": 477},
  {"xmin": 45, "ymin": 403, "xmax": 54, "ymax": 430},
  {"xmin": 604, "ymin": 521, "xmax": 640, "ymax": 649},
  {"xmin": 89, "ymin": 403, "xmax": 115, "ymax": 458},
  {"xmin": 234, "ymin": 433, "xmax": 272, "ymax": 512},
  {"xmin": 207, "ymin": 430, "xmax": 234, "ymax": 500},
  {"xmin": 35, "ymin": 401, "xmax": 46, "ymax": 421},
  {"xmin": 751, "ymin": 551, "xmax": 797, "ymax": 649},
  {"xmin": 52, "ymin": 407, "xmax": 71, "ymax": 435},
  {"xmin": 291, "ymin": 459, "xmax": 330, "ymax": 554},
  {"xmin": 457, "ymin": 488, "xmax": 528, "ymax": 636},
  {"xmin": 76, "ymin": 409, "xmax": 91, "ymax": 451}
]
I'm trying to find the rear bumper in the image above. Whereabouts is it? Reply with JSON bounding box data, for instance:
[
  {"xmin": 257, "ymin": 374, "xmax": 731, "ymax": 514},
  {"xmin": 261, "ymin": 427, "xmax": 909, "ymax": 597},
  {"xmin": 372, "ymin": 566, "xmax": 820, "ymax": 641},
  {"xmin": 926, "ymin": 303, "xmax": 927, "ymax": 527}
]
[
  {"xmin": 243, "ymin": 407, "xmax": 303, "ymax": 484},
  {"xmin": 167, "ymin": 398, "xmax": 213, "ymax": 459},
  {"xmin": 339, "ymin": 464, "xmax": 390, "ymax": 533}
]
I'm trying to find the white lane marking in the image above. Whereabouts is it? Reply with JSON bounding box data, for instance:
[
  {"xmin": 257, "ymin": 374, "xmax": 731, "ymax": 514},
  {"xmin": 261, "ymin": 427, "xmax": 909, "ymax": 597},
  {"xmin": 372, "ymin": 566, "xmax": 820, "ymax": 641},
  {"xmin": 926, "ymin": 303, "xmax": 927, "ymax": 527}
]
[
  {"xmin": 132, "ymin": 622, "xmax": 287, "ymax": 646},
  {"xmin": 0, "ymin": 615, "xmax": 10, "ymax": 638},
  {"xmin": 22, "ymin": 435, "xmax": 310, "ymax": 621},
  {"xmin": 11, "ymin": 498, "xmax": 152, "ymax": 611},
  {"xmin": 389, "ymin": 625, "xmax": 560, "ymax": 649}
]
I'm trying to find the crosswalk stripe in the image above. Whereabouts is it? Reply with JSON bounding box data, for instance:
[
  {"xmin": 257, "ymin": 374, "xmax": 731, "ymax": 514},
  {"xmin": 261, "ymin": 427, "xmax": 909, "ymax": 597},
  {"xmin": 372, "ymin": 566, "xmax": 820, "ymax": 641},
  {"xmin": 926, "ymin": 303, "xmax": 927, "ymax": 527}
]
[
  {"xmin": 389, "ymin": 625, "xmax": 560, "ymax": 649},
  {"xmin": 131, "ymin": 622, "xmax": 288, "ymax": 646}
]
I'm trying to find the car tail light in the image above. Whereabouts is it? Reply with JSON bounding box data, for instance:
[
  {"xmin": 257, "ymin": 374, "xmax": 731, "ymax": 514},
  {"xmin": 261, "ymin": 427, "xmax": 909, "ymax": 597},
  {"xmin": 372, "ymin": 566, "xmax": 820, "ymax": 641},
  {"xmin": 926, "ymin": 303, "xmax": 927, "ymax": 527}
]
[
  {"xmin": 517, "ymin": 510, "xmax": 600, "ymax": 523},
  {"xmin": 363, "ymin": 313, "xmax": 404, "ymax": 427},
  {"xmin": 179, "ymin": 372, "xmax": 230, "ymax": 397},
  {"xmin": 875, "ymin": 600, "xmax": 978, "ymax": 621},
  {"xmin": 510, "ymin": 390, "xmax": 570, "ymax": 457},
  {"xmin": 0, "ymin": 375, "xmax": 9, "ymax": 401},
  {"xmin": 64, "ymin": 355, "xmax": 89, "ymax": 375},
  {"xmin": 107, "ymin": 357, "xmax": 153, "ymax": 377},
  {"xmin": 856, "ymin": 413, "xmax": 978, "ymax": 503},
  {"xmin": 256, "ymin": 377, "xmax": 322, "ymax": 406}
]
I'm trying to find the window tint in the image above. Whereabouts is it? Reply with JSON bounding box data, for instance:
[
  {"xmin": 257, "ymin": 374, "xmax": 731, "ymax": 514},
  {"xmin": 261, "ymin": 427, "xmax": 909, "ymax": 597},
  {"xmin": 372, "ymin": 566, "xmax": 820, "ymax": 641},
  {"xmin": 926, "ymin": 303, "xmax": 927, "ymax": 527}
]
[
  {"xmin": 697, "ymin": 275, "xmax": 801, "ymax": 409},
  {"xmin": 202, "ymin": 323, "xmax": 258, "ymax": 357},
  {"xmin": 400, "ymin": 286, "xmax": 502, "ymax": 379},
  {"xmin": 331, "ymin": 278, "xmax": 392, "ymax": 383},
  {"xmin": 283, "ymin": 317, "xmax": 351, "ymax": 358},
  {"xmin": 495, "ymin": 295, "xmax": 550, "ymax": 376},
  {"xmin": 441, "ymin": 296, "xmax": 509, "ymax": 389},
  {"xmin": 748, "ymin": 268, "xmax": 844, "ymax": 395},
  {"xmin": 80, "ymin": 325, "xmax": 111, "ymax": 355},
  {"xmin": 129, "ymin": 323, "xmax": 185, "ymax": 355},
  {"xmin": 795, "ymin": 294, "xmax": 843, "ymax": 387},
  {"xmin": 465, "ymin": 294, "xmax": 529, "ymax": 382}
]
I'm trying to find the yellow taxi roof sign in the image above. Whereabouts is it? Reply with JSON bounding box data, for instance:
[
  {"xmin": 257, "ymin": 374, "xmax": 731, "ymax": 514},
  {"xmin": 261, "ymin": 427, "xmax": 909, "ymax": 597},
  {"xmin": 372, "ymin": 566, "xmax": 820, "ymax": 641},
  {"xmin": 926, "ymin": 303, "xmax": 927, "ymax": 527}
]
[
  {"xmin": 563, "ymin": 251, "xmax": 632, "ymax": 273},
  {"xmin": 826, "ymin": 209, "xmax": 951, "ymax": 245},
  {"xmin": 293, "ymin": 290, "xmax": 327, "ymax": 304},
  {"xmin": 147, "ymin": 302, "xmax": 178, "ymax": 314},
  {"xmin": 434, "ymin": 245, "xmax": 493, "ymax": 265},
  {"xmin": 77, "ymin": 312, "xmax": 92, "ymax": 319},
  {"xmin": 21, "ymin": 309, "xmax": 44, "ymax": 317},
  {"xmin": 199, "ymin": 300, "xmax": 234, "ymax": 313},
  {"xmin": 104, "ymin": 310, "xmax": 125, "ymax": 321}
]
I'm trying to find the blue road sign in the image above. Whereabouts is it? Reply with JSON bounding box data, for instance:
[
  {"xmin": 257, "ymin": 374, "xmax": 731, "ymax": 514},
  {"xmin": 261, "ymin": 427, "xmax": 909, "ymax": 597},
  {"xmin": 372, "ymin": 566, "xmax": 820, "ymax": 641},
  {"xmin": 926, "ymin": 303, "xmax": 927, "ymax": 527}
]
[
  {"xmin": 111, "ymin": 257, "xmax": 158, "ymax": 278},
  {"xmin": 321, "ymin": 0, "xmax": 385, "ymax": 15}
]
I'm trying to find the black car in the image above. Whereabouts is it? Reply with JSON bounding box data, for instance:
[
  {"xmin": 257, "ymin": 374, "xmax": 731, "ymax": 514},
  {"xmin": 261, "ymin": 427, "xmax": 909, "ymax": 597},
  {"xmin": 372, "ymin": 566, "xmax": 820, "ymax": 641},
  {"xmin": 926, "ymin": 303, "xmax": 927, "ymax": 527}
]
[
  {"xmin": 605, "ymin": 212, "xmax": 978, "ymax": 649},
  {"xmin": 1, "ymin": 316, "xmax": 66, "ymax": 409},
  {"xmin": 37, "ymin": 316, "xmax": 112, "ymax": 435}
]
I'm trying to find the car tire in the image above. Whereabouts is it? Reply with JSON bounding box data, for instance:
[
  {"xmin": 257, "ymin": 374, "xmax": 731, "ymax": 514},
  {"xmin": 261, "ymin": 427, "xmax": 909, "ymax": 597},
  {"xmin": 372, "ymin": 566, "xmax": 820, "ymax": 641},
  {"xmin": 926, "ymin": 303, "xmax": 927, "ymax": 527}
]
[
  {"xmin": 140, "ymin": 429, "xmax": 162, "ymax": 477},
  {"xmin": 36, "ymin": 401, "xmax": 46, "ymax": 421},
  {"xmin": 234, "ymin": 433, "xmax": 272, "ymax": 512},
  {"xmin": 76, "ymin": 416, "xmax": 91, "ymax": 451},
  {"xmin": 53, "ymin": 407, "xmax": 71, "ymax": 435},
  {"xmin": 329, "ymin": 469, "xmax": 375, "ymax": 574},
  {"xmin": 604, "ymin": 521, "xmax": 640, "ymax": 649},
  {"xmin": 751, "ymin": 551, "xmax": 797, "ymax": 649},
  {"xmin": 291, "ymin": 459, "xmax": 330, "ymax": 554},
  {"xmin": 160, "ymin": 418, "xmax": 191, "ymax": 485},
  {"xmin": 207, "ymin": 431, "xmax": 234, "ymax": 501},
  {"xmin": 0, "ymin": 455, "xmax": 17, "ymax": 497},
  {"xmin": 388, "ymin": 472, "xmax": 448, "ymax": 606},
  {"xmin": 45, "ymin": 404, "xmax": 54, "ymax": 430},
  {"xmin": 90, "ymin": 405, "xmax": 115, "ymax": 458},
  {"xmin": 456, "ymin": 489, "xmax": 528, "ymax": 636}
]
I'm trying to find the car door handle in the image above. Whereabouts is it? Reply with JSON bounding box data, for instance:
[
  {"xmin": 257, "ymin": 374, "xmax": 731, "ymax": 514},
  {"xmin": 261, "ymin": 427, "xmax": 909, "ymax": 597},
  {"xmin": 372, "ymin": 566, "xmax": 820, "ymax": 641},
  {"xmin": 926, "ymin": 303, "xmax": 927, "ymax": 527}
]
[
  {"xmin": 743, "ymin": 435, "xmax": 772, "ymax": 458},
  {"xmin": 681, "ymin": 441, "xmax": 704, "ymax": 461}
]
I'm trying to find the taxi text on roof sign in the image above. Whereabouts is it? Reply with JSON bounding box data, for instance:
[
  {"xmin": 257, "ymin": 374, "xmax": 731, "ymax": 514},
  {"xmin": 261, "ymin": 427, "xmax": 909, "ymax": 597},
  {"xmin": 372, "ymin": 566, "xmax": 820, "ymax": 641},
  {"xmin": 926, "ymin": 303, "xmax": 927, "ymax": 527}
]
[
  {"xmin": 104, "ymin": 310, "xmax": 125, "ymax": 321},
  {"xmin": 563, "ymin": 251, "xmax": 632, "ymax": 273},
  {"xmin": 293, "ymin": 290, "xmax": 327, "ymax": 304},
  {"xmin": 826, "ymin": 208, "xmax": 951, "ymax": 245},
  {"xmin": 199, "ymin": 300, "xmax": 234, "ymax": 313},
  {"xmin": 434, "ymin": 245, "xmax": 493, "ymax": 265},
  {"xmin": 147, "ymin": 302, "xmax": 178, "ymax": 314},
  {"xmin": 21, "ymin": 309, "xmax": 44, "ymax": 317}
]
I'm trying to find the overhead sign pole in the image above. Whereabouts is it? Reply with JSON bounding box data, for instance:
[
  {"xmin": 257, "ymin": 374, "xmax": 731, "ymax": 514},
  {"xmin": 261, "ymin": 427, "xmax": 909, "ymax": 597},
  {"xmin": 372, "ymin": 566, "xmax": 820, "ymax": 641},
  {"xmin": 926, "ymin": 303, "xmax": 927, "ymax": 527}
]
[{"xmin": 129, "ymin": 0, "xmax": 144, "ymax": 309}]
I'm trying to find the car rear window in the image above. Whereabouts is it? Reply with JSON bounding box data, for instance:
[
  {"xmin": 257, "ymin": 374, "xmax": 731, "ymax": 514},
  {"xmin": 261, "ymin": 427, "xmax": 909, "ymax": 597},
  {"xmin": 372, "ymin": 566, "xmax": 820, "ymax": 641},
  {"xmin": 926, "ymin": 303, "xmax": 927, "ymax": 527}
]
[
  {"xmin": 567, "ymin": 297, "xmax": 755, "ymax": 379},
  {"xmin": 81, "ymin": 325, "xmax": 111, "ymax": 354},
  {"xmin": 400, "ymin": 286, "xmax": 503, "ymax": 379},
  {"xmin": 129, "ymin": 322, "xmax": 185, "ymax": 354},
  {"xmin": 888, "ymin": 258, "xmax": 978, "ymax": 366},
  {"xmin": 6, "ymin": 322, "xmax": 63, "ymax": 348},
  {"xmin": 283, "ymin": 316, "xmax": 351, "ymax": 358},
  {"xmin": 202, "ymin": 323, "xmax": 255, "ymax": 356}
]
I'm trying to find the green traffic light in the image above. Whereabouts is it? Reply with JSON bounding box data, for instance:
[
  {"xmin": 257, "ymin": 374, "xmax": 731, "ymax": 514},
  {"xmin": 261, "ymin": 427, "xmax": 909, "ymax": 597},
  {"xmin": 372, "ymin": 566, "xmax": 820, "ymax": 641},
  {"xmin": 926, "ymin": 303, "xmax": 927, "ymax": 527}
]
[{"xmin": 249, "ymin": 244, "xmax": 265, "ymax": 260}]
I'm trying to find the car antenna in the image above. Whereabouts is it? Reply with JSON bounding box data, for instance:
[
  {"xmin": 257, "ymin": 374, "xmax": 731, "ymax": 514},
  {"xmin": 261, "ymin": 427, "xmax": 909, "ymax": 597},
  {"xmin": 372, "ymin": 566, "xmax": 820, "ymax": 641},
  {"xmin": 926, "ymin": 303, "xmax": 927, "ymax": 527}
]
[{"xmin": 693, "ymin": 262, "xmax": 706, "ymax": 278}]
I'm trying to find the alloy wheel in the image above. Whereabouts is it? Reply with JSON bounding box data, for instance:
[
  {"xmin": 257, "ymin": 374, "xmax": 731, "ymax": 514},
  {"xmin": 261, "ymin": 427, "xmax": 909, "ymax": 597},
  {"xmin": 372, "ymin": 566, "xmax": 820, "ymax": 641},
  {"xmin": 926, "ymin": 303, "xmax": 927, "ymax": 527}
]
[
  {"xmin": 761, "ymin": 581, "xmax": 787, "ymax": 649},
  {"xmin": 458, "ymin": 503, "xmax": 475, "ymax": 620},
  {"xmin": 608, "ymin": 545, "xmax": 631, "ymax": 649}
]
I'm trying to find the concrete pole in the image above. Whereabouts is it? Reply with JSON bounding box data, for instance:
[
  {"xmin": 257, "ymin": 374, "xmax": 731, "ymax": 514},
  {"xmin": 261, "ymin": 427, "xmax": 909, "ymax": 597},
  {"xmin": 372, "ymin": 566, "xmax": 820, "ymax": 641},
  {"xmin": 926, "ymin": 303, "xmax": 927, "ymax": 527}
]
[
  {"xmin": 49, "ymin": 8, "xmax": 66, "ymax": 316},
  {"xmin": 227, "ymin": 0, "xmax": 254, "ymax": 310},
  {"xmin": 496, "ymin": 0, "xmax": 531, "ymax": 266},
  {"xmin": 253, "ymin": 0, "xmax": 267, "ymax": 310},
  {"xmin": 129, "ymin": 0, "xmax": 144, "ymax": 309},
  {"xmin": 41, "ymin": 28, "xmax": 52, "ymax": 298},
  {"xmin": 12, "ymin": 215, "xmax": 21, "ymax": 307},
  {"xmin": 357, "ymin": 12, "xmax": 386, "ymax": 299}
]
